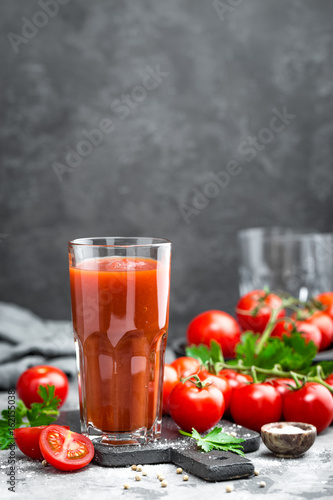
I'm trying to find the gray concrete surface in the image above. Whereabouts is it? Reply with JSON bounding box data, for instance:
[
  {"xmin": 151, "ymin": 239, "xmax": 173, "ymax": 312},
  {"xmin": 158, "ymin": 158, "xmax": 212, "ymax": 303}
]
[{"xmin": 1, "ymin": 423, "xmax": 332, "ymax": 500}]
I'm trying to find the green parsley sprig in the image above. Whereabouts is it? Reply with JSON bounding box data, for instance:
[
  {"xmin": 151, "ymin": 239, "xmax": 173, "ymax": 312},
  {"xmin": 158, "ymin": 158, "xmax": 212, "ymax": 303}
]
[
  {"xmin": 0, "ymin": 385, "xmax": 61, "ymax": 450},
  {"xmin": 179, "ymin": 427, "xmax": 245, "ymax": 456}
]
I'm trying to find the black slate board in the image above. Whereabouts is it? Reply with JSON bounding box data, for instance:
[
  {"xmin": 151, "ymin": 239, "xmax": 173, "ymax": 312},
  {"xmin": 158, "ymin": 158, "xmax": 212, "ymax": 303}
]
[{"xmin": 56, "ymin": 411, "xmax": 260, "ymax": 482}]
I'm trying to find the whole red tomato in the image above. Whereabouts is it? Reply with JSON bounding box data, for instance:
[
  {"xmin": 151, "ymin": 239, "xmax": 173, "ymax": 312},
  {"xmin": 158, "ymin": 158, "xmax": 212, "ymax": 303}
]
[
  {"xmin": 163, "ymin": 364, "xmax": 178, "ymax": 415},
  {"xmin": 283, "ymin": 382, "xmax": 333, "ymax": 433},
  {"xmin": 268, "ymin": 378, "xmax": 297, "ymax": 399},
  {"xmin": 303, "ymin": 312, "xmax": 333, "ymax": 351},
  {"xmin": 171, "ymin": 357, "xmax": 200, "ymax": 378},
  {"xmin": 230, "ymin": 383, "xmax": 282, "ymax": 432},
  {"xmin": 271, "ymin": 320, "xmax": 321, "ymax": 349},
  {"xmin": 325, "ymin": 374, "xmax": 333, "ymax": 391},
  {"xmin": 197, "ymin": 369, "xmax": 232, "ymax": 410},
  {"xmin": 218, "ymin": 369, "xmax": 253, "ymax": 391},
  {"xmin": 236, "ymin": 290, "xmax": 285, "ymax": 333},
  {"xmin": 16, "ymin": 365, "xmax": 69, "ymax": 408},
  {"xmin": 316, "ymin": 292, "xmax": 333, "ymax": 319},
  {"xmin": 169, "ymin": 378, "xmax": 225, "ymax": 433},
  {"xmin": 186, "ymin": 310, "xmax": 241, "ymax": 358}
]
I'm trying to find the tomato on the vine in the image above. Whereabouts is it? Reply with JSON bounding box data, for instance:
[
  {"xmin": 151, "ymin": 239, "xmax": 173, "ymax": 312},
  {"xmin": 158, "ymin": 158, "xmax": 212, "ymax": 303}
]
[
  {"xmin": 186, "ymin": 310, "xmax": 241, "ymax": 358},
  {"xmin": 16, "ymin": 365, "xmax": 69, "ymax": 408},
  {"xmin": 169, "ymin": 378, "xmax": 225, "ymax": 433},
  {"xmin": 271, "ymin": 320, "xmax": 321, "ymax": 349},
  {"xmin": 197, "ymin": 369, "xmax": 232, "ymax": 410},
  {"xmin": 39, "ymin": 425, "xmax": 94, "ymax": 471},
  {"xmin": 218, "ymin": 369, "xmax": 253, "ymax": 391},
  {"xmin": 316, "ymin": 292, "xmax": 333, "ymax": 319},
  {"xmin": 236, "ymin": 290, "xmax": 285, "ymax": 333},
  {"xmin": 268, "ymin": 378, "xmax": 297, "ymax": 399},
  {"xmin": 283, "ymin": 383, "xmax": 333, "ymax": 433},
  {"xmin": 230, "ymin": 383, "xmax": 282, "ymax": 432},
  {"xmin": 171, "ymin": 357, "xmax": 200, "ymax": 378},
  {"xmin": 162, "ymin": 364, "xmax": 178, "ymax": 415},
  {"xmin": 325, "ymin": 374, "xmax": 333, "ymax": 391},
  {"xmin": 303, "ymin": 312, "xmax": 333, "ymax": 351},
  {"xmin": 14, "ymin": 426, "xmax": 70, "ymax": 460}
]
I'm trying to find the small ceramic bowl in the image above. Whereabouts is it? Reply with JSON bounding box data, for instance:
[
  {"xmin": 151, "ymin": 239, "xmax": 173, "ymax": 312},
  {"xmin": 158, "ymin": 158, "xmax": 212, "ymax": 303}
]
[{"xmin": 261, "ymin": 422, "xmax": 317, "ymax": 458}]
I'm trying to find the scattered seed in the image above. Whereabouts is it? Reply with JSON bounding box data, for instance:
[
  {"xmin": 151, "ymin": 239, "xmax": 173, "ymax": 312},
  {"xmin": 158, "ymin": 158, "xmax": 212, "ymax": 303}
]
[
  {"xmin": 159, "ymin": 475, "xmax": 165, "ymax": 482},
  {"xmin": 42, "ymin": 460, "xmax": 48, "ymax": 467},
  {"xmin": 157, "ymin": 472, "xmax": 162, "ymax": 478},
  {"xmin": 254, "ymin": 470, "xmax": 260, "ymax": 476},
  {"xmin": 136, "ymin": 465, "xmax": 143, "ymax": 472},
  {"xmin": 123, "ymin": 484, "xmax": 130, "ymax": 490},
  {"xmin": 226, "ymin": 485, "xmax": 234, "ymax": 493},
  {"xmin": 161, "ymin": 480, "xmax": 167, "ymax": 487},
  {"xmin": 142, "ymin": 470, "xmax": 147, "ymax": 476},
  {"xmin": 229, "ymin": 432, "xmax": 237, "ymax": 437},
  {"xmin": 183, "ymin": 475, "xmax": 189, "ymax": 481},
  {"xmin": 135, "ymin": 475, "xmax": 141, "ymax": 482},
  {"xmin": 176, "ymin": 468, "xmax": 183, "ymax": 474},
  {"xmin": 259, "ymin": 481, "xmax": 266, "ymax": 488},
  {"xmin": 131, "ymin": 465, "xmax": 137, "ymax": 471}
]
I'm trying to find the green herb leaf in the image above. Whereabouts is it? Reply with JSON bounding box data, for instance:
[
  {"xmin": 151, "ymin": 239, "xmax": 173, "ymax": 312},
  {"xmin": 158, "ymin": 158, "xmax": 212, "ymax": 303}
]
[
  {"xmin": 185, "ymin": 344, "xmax": 211, "ymax": 364},
  {"xmin": 179, "ymin": 427, "xmax": 245, "ymax": 457},
  {"xmin": 0, "ymin": 384, "xmax": 60, "ymax": 449},
  {"xmin": 235, "ymin": 331, "xmax": 317, "ymax": 375},
  {"xmin": 186, "ymin": 341, "xmax": 224, "ymax": 374}
]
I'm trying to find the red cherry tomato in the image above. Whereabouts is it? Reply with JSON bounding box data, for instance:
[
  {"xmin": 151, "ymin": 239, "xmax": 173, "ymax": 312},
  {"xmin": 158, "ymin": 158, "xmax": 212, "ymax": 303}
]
[
  {"xmin": 271, "ymin": 320, "xmax": 321, "ymax": 349},
  {"xmin": 283, "ymin": 382, "xmax": 333, "ymax": 433},
  {"xmin": 162, "ymin": 364, "xmax": 178, "ymax": 415},
  {"xmin": 325, "ymin": 374, "xmax": 333, "ymax": 391},
  {"xmin": 39, "ymin": 425, "xmax": 94, "ymax": 471},
  {"xmin": 197, "ymin": 369, "xmax": 232, "ymax": 410},
  {"xmin": 303, "ymin": 312, "xmax": 333, "ymax": 351},
  {"xmin": 14, "ymin": 426, "xmax": 70, "ymax": 460},
  {"xmin": 171, "ymin": 357, "xmax": 200, "ymax": 378},
  {"xmin": 218, "ymin": 369, "xmax": 253, "ymax": 391},
  {"xmin": 316, "ymin": 292, "xmax": 333, "ymax": 319},
  {"xmin": 186, "ymin": 310, "xmax": 241, "ymax": 358},
  {"xmin": 230, "ymin": 383, "xmax": 282, "ymax": 432},
  {"xmin": 236, "ymin": 290, "xmax": 285, "ymax": 333},
  {"xmin": 268, "ymin": 378, "xmax": 297, "ymax": 399},
  {"xmin": 16, "ymin": 366, "xmax": 69, "ymax": 408},
  {"xmin": 169, "ymin": 379, "xmax": 225, "ymax": 433}
]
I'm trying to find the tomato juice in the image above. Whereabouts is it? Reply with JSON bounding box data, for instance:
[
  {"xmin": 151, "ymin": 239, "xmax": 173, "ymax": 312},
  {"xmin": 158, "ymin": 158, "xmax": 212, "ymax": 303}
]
[{"xmin": 69, "ymin": 256, "xmax": 170, "ymax": 441}]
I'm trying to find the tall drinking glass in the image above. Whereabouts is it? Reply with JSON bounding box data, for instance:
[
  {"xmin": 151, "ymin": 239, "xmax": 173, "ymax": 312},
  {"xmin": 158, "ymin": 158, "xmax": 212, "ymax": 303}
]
[
  {"xmin": 237, "ymin": 227, "xmax": 317, "ymax": 301},
  {"xmin": 68, "ymin": 237, "xmax": 171, "ymax": 445}
]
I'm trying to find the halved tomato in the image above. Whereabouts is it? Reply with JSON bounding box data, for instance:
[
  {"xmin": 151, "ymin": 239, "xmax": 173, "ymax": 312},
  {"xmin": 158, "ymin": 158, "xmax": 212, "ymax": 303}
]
[
  {"xmin": 39, "ymin": 425, "xmax": 94, "ymax": 471},
  {"xmin": 14, "ymin": 426, "xmax": 70, "ymax": 460}
]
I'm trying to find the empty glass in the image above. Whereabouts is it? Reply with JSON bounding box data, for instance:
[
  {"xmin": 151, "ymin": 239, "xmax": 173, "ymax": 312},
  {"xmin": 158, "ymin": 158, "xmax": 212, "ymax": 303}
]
[{"xmin": 237, "ymin": 228, "xmax": 333, "ymax": 301}]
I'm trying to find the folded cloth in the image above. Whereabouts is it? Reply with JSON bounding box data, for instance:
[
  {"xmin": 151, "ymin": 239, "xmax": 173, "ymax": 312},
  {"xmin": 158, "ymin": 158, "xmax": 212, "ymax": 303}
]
[{"xmin": 0, "ymin": 302, "xmax": 76, "ymax": 390}]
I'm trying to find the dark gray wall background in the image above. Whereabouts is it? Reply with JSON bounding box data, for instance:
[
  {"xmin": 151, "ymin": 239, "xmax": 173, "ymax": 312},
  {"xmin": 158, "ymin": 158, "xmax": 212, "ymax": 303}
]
[{"xmin": 1, "ymin": 0, "xmax": 333, "ymax": 340}]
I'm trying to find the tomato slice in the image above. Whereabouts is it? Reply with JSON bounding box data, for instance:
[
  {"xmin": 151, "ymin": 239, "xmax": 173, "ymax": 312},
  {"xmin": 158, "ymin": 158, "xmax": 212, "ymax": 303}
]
[
  {"xmin": 39, "ymin": 425, "xmax": 94, "ymax": 471},
  {"xmin": 14, "ymin": 425, "xmax": 70, "ymax": 460}
]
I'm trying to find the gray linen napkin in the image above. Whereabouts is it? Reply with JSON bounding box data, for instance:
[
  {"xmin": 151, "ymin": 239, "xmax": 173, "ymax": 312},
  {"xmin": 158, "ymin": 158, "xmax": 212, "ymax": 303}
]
[{"xmin": 0, "ymin": 302, "xmax": 76, "ymax": 389}]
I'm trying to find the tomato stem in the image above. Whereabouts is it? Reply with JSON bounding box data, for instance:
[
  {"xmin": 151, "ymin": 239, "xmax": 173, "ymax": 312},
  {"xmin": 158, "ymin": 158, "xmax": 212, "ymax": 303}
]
[
  {"xmin": 218, "ymin": 361, "xmax": 333, "ymax": 394},
  {"xmin": 254, "ymin": 297, "xmax": 299, "ymax": 356},
  {"xmin": 180, "ymin": 374, "xmax": 212, "ymax": 389}
]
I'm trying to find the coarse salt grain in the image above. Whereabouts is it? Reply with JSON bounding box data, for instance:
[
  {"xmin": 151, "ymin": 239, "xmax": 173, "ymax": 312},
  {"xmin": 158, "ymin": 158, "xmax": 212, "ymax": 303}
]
[{"xmin": 269, "ymin": 426, "xmax": 304, "ymax": 434}]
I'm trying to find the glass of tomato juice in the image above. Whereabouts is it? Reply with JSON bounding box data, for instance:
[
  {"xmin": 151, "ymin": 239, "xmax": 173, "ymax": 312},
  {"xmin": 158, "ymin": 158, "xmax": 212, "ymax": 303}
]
[{"xmin": 68, "ymin": 237, "xmax": 171, "ymax": 445}]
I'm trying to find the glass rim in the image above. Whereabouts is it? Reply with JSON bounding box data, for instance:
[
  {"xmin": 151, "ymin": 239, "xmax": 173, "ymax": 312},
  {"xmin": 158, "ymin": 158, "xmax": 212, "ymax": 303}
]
[
  {"xmin": 68, "ymin": 236, "xmax": 172, "ymax": 248},
  {"xmin": 237, "ymin": 227, "xmax": 319, "ymax": 240}
]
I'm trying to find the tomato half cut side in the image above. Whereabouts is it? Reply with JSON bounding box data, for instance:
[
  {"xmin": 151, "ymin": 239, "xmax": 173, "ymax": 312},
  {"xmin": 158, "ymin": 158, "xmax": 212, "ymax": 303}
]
[
  {"xmin": 39, "ymin": 425, "xmax": 94, "ymax": 471},
  {"xmin": 14, "ymin": 425, "xmax": 70, "ymax": 460}
]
